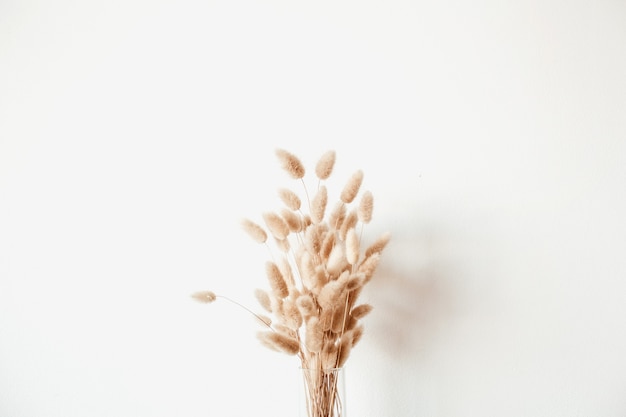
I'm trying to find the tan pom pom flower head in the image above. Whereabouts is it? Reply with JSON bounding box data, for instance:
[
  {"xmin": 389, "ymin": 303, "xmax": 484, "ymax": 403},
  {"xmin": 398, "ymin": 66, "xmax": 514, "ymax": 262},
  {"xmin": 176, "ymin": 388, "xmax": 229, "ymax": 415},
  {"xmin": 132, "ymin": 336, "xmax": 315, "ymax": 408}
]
[
  {"xmin": 315, "ymin": 150, "xmax": 336, "ymax": 180},
  {"xmin": 275, "ymin": 148, "xmax": 305, "ymax": 179}
]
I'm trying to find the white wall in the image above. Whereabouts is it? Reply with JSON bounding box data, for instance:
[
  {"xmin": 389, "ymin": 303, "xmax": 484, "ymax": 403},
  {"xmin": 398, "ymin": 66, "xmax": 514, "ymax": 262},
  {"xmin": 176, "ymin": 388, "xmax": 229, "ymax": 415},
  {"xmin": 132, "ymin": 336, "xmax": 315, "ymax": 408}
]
[{"xmin": 1, "ymin": 1, "xmax": 625, "ymax": 416}]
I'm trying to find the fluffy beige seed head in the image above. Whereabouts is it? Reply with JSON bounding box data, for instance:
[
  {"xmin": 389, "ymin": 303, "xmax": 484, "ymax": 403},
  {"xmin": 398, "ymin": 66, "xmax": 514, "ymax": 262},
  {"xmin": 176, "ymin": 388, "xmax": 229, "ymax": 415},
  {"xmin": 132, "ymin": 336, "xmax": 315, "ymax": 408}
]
[
  {"xmin": 282, "ymin": 298, "xmax": 303, "ymax": 330},
  {"xmin": 326, "ymin": 244, "xmax": 347, "ymax": 278},
  {"xmin": 262, "ymin": 212, "xmax": 290, "ymax": 240},
  {"xmin": 274, "ymin": 324, "xmax": 297, "ymax": 339},
  {"xmin": 312, "ymin": 267, "xmax": 328, "ymax": 291},
  {"xmin": 305, "ymin": 316, "xmax": 324, "ymax": 353},
  {"xmin": 241, "ymin": 219, "xmax": 268, "ymax": 243},
  {"xmin": 336, "ymin": 334, "xmax": 353, "ymax": 367},
  {"xmin": 319, "ymin": 308, "xmax": 334, "ymax": 332},
  {"xmin": 344, "ymin": 273, "xmax": 363, "ymax": 291},
  {"xmin": 317, "ymin": 278, "xmax": 345, "ymax": 311},
  {"xmin": 340, "ymin": 169, "xmax": 364, "ymax": 204},
  {"xmin": 345, "ymin": 228, "xmax": 360, "ymax": 265},
  {"xmin": 364, "ymin": 232, "xmax": 391, "ymax": 258},
  {"xmin": 296, "ymin": 294, "xmax": 316, "ymax": 317},
  {"xmin": 278, "ymin": 257, "xmax": 295, "ymax": 289},
  {"xmin": 302, "ymin": 355, "xmax": 320, "ymax": 374},
  {"xmin": 339, "ymin": 210, "xmax": 358, "ymax": 241},
  {"xmin": 358, "ymin": 252, "xmax": 381, "ymax": 283},
  {"xmin": 310, "ymin": 185, "xmax": 328, "ymax": 224},
  {"xmin": 304, "ymin": 224, "xmax": 323, "ymax": 256},
  {"xmin": 266, "ymin": 261, "xmax": 289, "ymax": 299},
  {"xmin": 271, "ymin": 297, "xmax": 284, "ymax": 318},
  {"xmin": 275, "ymin": 148, "xmax": 305, "ymax": 179},
  {"xmin": 331, "ymin": 303, "xmax": 348, "ymax": 333},
  {"xmin": 278, "ymin": 188, "xmax": 301, "ymax": 211},
  {"xmin": 328, "ymin": 201, "xmax": 346, "ymax": 231},
  {"xmin": 257, "ymin": 331, "xmax": 300, "ymax": 355},
  {"xmin": 345, "ymin": 314, "xmax": 358, "ymax": 331},
  {"xmin": 320, "ymin": 232, "xmax": 336, "ymax": 262},
  {"xmin": 190, "ymin": 290, "xmax": 217, "ymax": 303},
  {"xmin": 256, "ymin": 314, "xmax": 272, "ymax": 327},
  {"xmin": 280, "ymin": 209, "xmax": 302, "ymax": 233},
  {"xmin": 351, "ymin": 324, "xmax": 365, "ymax": 347},
  {"xmin": 357, "ymin": 190, "xmax": 374, "ymax": 224},
  {"xmin": 321, "ymin": 343, "xmax": 338, "ymax": 368},
  {"xmin": 274, "ymin": 236, "xmax": 290, "ymax": 252},
  {"xmin": 350, "ymin": 303, "xmax": 373, "ymax": 320},
  {"xmin": 297, "ymin": 250, "xmax": 315, "ymax": 289},
  {"xmin": 254, "ymin": 288, "xmax": 272, "ymax": 312},
  {"xmin": 315, "ymin": 150, "xmax": 336, "ymax": 180},
  {"xmin": 257, "ymin": 332, "xmax": 280, "ymax": 352}
]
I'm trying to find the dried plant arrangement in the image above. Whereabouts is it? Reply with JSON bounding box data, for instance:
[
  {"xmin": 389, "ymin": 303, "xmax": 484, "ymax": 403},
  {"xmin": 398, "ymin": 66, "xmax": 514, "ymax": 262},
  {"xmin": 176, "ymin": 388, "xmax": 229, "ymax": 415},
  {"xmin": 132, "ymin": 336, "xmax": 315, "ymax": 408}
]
[{"xmin": 192, "ymin": 148, "xmax": 390, "ymax": 417}]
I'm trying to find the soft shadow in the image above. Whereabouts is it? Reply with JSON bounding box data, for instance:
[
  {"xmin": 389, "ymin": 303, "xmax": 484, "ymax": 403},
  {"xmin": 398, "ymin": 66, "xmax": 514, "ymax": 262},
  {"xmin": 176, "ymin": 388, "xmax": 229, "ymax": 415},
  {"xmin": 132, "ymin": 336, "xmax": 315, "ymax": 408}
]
[
  {"xmin": 364, "ymin": 223, "xmax": 459, "ymax": 359},
  {"xmin": 355, "ymin": 223, "xmax": 461, "ymax": 415}
]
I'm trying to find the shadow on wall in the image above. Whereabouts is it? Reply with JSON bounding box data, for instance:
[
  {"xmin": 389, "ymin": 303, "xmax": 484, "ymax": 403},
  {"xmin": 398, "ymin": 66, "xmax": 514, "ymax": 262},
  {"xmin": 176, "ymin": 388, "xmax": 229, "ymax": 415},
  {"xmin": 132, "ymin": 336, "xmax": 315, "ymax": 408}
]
[
  {"xmin": 355, "ymin": 221, "xmax": 463, "ymax": 414},
  {"xmin": 364, "ymin": 222, "xmax": 460, "ymax": 360}
]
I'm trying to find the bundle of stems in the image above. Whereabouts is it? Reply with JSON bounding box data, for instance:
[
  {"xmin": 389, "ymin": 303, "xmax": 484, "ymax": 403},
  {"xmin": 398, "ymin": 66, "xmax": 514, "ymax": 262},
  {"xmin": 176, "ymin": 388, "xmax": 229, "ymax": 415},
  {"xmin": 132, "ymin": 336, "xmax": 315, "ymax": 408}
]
[
  {"xmin": 301, "ymin": 367, "xmax": 343, "ymax": 417},
  {"xmin": 193, "ymin": 149, "xmax": 390, "ymax": 417}
]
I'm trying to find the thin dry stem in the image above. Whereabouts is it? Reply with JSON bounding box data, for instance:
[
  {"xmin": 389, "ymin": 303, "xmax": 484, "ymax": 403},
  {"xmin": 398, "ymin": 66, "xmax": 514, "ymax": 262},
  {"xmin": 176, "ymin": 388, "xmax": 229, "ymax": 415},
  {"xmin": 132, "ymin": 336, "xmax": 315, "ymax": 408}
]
[
  {"xmin": 200, "ymin": 293, "xmax": 274, "ymax": 331},
  {"xmin": 257, "ymin": 314, "xmax": 272, "ymax": 326}
]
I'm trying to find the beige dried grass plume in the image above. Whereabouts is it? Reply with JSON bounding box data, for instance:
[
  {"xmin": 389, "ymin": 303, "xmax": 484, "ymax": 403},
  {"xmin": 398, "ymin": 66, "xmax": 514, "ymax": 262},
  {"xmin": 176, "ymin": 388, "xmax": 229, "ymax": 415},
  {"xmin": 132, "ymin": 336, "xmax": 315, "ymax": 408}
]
[{"xmin": 275, "ymin": 148, "xmax": 306, "ymax": 179}]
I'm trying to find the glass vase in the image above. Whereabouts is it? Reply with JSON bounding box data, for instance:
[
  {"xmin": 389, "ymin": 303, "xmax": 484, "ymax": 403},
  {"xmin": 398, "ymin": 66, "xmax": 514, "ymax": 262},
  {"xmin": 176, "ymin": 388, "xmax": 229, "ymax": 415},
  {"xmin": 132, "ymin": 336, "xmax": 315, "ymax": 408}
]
[{"xmin": 299, "ymin": 367, "xmax": 346, "ymax": 417}]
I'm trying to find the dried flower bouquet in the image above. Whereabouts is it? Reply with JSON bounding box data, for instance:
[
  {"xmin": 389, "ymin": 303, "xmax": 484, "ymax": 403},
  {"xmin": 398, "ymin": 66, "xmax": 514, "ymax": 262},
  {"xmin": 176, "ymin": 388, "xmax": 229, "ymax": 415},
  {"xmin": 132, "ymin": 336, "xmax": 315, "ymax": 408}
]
[{"xmin": 193, "ymin": 149, "xmax": 390, "ymax": 417}]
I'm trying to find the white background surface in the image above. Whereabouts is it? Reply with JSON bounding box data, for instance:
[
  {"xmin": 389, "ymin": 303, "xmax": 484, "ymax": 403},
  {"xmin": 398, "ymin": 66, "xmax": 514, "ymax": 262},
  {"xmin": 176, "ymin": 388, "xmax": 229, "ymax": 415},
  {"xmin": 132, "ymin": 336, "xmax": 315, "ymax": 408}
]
[{"xmin": 1, "ymin": 1, "xmax": 626, "ymax": 416}]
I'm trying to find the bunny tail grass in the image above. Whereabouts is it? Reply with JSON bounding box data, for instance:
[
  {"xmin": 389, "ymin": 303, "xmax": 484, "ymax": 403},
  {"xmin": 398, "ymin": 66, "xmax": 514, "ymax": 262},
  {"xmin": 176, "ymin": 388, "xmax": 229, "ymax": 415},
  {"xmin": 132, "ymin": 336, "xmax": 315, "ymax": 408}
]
[
  {"xmin": 241, "ymin": 218, "xmax": 268, "ymax": 244},
  {"xmin": 275, "ymin": 148, "xmax": 306, "ymax": 179},
  {"xmin": 315, "ymin": 150, "xmax": 336, "ymax": 180},
  {"xmin": 196, "ymin": 291, "xmax": 275, "ymax": 331},
  {"xmin": 191, "ymin": 290, "xmax": 217, "ymax": 303},
  {"xmin": 340, "ymin": 169, "xmax": 364, "ymax": 204}
]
